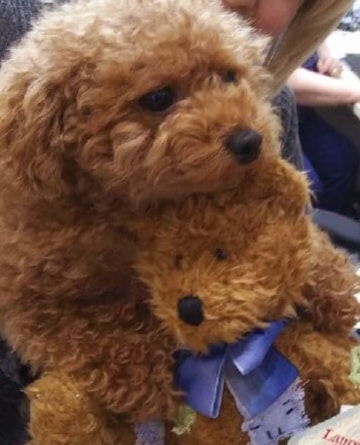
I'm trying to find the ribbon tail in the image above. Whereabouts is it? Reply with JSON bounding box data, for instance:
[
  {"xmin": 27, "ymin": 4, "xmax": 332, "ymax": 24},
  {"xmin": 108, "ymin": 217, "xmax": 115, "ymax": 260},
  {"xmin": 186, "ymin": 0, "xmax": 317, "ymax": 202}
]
[
  {"xmin": 242, "ymin": 378, "xmax": 309, "ymax": 445},
  {"xmin": 225, "ymin": 347, "xmax": 299, "ymax": 418},
  {"xmin": 175, "ymin": 352, "xmax": 226, "ymax": 418}
]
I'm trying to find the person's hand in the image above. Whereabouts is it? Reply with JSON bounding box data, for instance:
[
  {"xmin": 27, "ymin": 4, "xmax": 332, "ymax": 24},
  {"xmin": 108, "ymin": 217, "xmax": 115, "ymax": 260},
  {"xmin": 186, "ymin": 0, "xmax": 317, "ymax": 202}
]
[
  {"xmin": 316, "ymin": 43, "xmax": 343, "ymax": 78},
  {"xmin": 317, "ymin": 54, "xmax": 343, "ymax": 78}
]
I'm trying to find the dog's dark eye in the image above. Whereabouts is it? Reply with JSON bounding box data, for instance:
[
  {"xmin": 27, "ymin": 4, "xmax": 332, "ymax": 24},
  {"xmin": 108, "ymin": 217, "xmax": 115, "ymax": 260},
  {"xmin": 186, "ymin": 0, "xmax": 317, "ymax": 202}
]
[
  {"xmin": 214, "ymin": 248, "xmax": 228, "ymax": 261},
  {"xmin": 139, "ymin": 87, "xmax": 176, "ymax": 112},
  {"xmin": 223, "ymin": 70, "xmax": 237, "ymax": 84}
]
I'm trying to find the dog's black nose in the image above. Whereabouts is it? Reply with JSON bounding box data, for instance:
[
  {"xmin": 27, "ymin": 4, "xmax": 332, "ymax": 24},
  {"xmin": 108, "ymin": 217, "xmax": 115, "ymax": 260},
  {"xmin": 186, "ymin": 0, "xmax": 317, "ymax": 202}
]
[
  {"xmin": 177, "ymin": 296, "xmax": 204, "ymax": 326},
  {"xmin": 224, "ymin": 127, "xmax": 263, "ymax": 164}
]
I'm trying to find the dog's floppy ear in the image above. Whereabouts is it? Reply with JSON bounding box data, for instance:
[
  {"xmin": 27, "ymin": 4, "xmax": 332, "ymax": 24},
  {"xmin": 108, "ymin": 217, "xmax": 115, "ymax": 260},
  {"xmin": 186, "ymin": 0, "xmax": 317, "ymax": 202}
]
[{"xmin": 0, "ymin": 71, "xmax": 79, "ymax": 203}]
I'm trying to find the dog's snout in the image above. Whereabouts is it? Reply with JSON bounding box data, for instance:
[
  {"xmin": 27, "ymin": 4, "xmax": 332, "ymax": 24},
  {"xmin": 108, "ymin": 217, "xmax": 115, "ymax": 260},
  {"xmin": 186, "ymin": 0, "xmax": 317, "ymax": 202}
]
[
  {"xmin": 177, "ymin": 295, "xmax": 204, "ymax": 326},
  {"xmin": 224, "ymin": 127, "xmax": 263, "ymax": 164}
]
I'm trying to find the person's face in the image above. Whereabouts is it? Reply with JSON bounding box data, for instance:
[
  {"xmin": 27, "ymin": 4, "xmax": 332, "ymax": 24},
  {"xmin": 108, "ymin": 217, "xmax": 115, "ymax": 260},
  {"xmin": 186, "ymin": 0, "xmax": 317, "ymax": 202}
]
[{"xmin": 221, "ymin": 0, "xmax": 304, "ymax": 36}]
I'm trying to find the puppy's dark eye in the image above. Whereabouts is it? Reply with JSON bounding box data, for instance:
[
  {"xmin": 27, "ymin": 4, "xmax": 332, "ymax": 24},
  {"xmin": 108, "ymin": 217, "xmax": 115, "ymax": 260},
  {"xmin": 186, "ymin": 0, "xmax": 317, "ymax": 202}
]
[
  {"xmin": 223, "ymin": 70, "xmax": 237, "ymax": 84},
  {"xmin": 214, "ymin": 248, "xmax": 228, "ymax": 261},
  {"xmin": 139, "ymin": 87, "xmax": 176, "ymax": 112}
]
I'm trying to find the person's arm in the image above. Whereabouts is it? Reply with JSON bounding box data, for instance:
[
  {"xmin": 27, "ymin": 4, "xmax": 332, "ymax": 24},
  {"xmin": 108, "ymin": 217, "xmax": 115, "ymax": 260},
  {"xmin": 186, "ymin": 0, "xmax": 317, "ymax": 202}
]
[{"xmin": 288, "ymin": 67, "xmax": 360, "ymax": 107}]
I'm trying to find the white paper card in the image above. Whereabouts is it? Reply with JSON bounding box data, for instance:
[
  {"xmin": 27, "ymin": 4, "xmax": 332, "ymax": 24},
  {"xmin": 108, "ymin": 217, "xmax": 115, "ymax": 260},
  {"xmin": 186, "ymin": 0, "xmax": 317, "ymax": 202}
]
[{"xmin": 289, "ymin": 405, "xmax": 360, "ymax": 445}]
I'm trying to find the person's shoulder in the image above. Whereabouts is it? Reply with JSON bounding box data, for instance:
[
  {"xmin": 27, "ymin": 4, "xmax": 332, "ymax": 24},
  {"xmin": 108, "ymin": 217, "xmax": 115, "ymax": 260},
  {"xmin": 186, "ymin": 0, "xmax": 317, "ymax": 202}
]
[
  {"xmin": 272, "ymin": 86, "xmax": 297, "ymax": 136},
  {"xmin": 272, "ymin": 87, "xmax": 304, "ymax": 170},
  {"xmin": 272, "ymin": 86, "xmax": 296, "ymax": 111}
]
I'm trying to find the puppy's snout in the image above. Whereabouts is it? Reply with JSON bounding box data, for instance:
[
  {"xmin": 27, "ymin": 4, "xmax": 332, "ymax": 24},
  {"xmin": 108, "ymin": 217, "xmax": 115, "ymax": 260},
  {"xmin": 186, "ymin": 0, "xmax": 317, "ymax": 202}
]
[
  {"xmin": 224, "ymin": 127, "xmax": 263, "ymax": 164},
  {"xmin": 177, "ymin": 295, "xmax": 204, "ymax": 326}
]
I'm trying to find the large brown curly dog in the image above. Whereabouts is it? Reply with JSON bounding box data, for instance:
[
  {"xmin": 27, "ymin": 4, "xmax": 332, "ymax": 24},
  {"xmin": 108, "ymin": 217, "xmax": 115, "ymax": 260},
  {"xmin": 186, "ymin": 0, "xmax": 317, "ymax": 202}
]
[
  {"xmin": 0, "ymin": 0, "xmax": 358, "ymax": 444},
  {"xmin": 0, "ymin": 0, "xmax": 277, "ymax": 422}
]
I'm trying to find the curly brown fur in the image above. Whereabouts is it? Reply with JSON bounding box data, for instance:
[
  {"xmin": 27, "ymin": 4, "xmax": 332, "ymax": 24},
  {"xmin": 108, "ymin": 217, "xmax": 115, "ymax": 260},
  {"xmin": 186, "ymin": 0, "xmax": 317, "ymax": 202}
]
[
  {"xmin": 5, "ymin": 280, "xmax": 178, "ymax": 422},
  {"xmin": 275, "ymin": 324, "xmax": 360, "ymax": 424},
  {"xmin": 135, "ymin": 158, "xmax": 312, "ymax": 352},
  {"xmin": 301, "ymin": 227, "xmax": 360, "ymax": 334},
  {"xmin": 26, "ymin": 371, "xmax": 135, "ymax": 445},
  {"xmin": 0, "ymin": 0, "xmax": 275, "ymax": 211},
  {"xmin": 0, "ymin": 0, "xmax": 278, "ymax": 424}
]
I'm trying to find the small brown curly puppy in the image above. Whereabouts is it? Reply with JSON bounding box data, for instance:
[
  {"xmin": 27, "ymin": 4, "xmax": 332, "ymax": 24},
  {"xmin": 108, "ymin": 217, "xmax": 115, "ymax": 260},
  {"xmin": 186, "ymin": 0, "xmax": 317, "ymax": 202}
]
[
  {"xmin": 26, "ymin": 158, "xmax": 360, "ymax": 445},
  {"xmin": 135, "ymin": 157, "xmax": 360, "ymax": 346},
  {"xmin": 132, "ymin": 157, "xmax": 360, "ymax": 445}
]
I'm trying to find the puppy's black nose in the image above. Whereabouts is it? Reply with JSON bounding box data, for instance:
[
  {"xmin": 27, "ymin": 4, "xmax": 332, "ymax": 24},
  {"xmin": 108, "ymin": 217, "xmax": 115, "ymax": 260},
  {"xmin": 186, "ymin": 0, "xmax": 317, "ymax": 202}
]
[
  {"xmin": 224, "ymin": 127, "xmax": 263, "ymax": 164},
  {"xmin": 178, "ymin": 296, "xmax": 204, "ymax": 326}
]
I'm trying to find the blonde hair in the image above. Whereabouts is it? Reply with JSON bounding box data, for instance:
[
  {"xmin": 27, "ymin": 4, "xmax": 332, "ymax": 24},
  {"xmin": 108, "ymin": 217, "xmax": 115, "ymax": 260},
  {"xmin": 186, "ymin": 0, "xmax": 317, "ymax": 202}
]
[
  {"xmin": 38, "ymin": 0, "xmax": 352, "ymax": 93},
  {"xmin": 266, "ymin": 0, "xmax": 353, "ymax": 92}
]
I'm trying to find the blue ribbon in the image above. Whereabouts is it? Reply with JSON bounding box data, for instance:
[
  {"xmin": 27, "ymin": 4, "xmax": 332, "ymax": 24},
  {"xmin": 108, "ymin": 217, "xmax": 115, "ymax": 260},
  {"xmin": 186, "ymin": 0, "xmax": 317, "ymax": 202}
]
[{"xmin": 174, "ymin": 320, "xmax": 299, "ymax": 419}]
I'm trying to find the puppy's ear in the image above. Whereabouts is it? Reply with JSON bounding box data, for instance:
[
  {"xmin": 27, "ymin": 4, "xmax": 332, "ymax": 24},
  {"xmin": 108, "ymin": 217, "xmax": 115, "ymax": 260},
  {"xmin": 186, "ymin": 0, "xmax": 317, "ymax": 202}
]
[
  {"xmin": 301, "ymin": 226, "xmax": 360, "ymax": 334},
  {"xmin": 0, "ymin": 72, "xmax": 82, "ymax": 203}
]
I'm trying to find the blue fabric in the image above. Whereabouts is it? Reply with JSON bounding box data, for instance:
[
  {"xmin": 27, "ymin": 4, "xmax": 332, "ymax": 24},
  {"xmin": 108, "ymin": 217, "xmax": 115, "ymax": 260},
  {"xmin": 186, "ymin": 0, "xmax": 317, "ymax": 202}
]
[
  {"xmin": 226, "ymin": 347, "xmax": 299, "ymax": 418},
  {"xmin": 174, "ymin": 321, "xmax": 300, "ymax": 419},
  {"xmin": 134, "ymin": 421, "xmax": 165, "ymax": 445},
  {"xmin": 242, "ymin": 380, "xmax": 309, "ymax": 445},
  {"xmin": 298, "ymin": 53, "xmax": 359, "ymax": 214}
]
